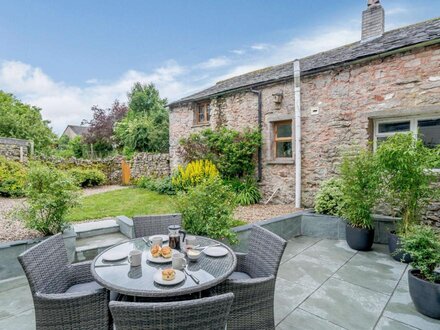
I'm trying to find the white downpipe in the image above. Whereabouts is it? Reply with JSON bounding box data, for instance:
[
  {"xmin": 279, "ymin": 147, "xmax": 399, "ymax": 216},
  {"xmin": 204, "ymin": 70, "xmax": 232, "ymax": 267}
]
[{"xmin": 294, "ymin": 60, "xmax": 302, "ymax": 208}]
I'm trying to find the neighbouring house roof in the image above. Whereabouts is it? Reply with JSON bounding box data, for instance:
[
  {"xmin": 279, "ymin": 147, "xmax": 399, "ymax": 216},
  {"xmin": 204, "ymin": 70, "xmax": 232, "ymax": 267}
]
[
  {"xmin": 169, "ymin": 17, "xmax": 440, "ymax": 107},
  {"xmin": 62, "ymin": 125, "xmax": 89, "ymax": 137}
]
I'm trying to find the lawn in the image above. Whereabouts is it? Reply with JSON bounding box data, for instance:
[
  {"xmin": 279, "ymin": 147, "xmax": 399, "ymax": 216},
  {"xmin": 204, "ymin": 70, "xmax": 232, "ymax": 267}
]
[{"xmin": 66, "ymin": 188, "xmax": 177, "ymax": 222}]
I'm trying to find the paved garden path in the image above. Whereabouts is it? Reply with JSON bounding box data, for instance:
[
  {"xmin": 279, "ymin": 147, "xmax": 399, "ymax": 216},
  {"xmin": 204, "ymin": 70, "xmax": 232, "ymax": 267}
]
[
  {"xmin": 0, "ymin": 185, "xmax": 127, "ymax": 243},
  {"xmin": 1, "ymin": 238, "xmax": 439, "ymax": 329}
]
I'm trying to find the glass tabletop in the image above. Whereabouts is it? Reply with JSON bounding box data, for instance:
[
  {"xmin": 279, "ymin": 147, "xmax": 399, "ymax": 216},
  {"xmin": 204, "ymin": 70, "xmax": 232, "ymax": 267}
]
[{"xmin": 91, "ymin": 236, "xmax": 237, "ymax": 297}]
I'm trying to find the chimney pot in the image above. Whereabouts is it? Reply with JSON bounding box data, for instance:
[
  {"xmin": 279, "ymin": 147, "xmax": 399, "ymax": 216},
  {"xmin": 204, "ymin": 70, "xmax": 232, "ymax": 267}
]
[{"xmin": 362, "ymin": 0, "xmax": 385, "ymax": 41}]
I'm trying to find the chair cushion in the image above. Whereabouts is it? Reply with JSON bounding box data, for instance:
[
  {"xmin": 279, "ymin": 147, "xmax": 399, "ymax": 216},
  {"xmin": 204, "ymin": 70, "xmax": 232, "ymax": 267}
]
[
  {"xmin": 228, "ymin": 271, "xmax": 252, "ymax": 280},
  {"xmin": 65, "ymin": 281, "xmax": 102, "ymax": 293}
]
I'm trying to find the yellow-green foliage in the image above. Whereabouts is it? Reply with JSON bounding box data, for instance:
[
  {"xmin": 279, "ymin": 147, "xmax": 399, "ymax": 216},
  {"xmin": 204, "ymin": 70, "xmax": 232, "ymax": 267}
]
[
  {"xmin": 172, "ymin": 159, "xmax": 219, "ymax": 190},
  {"xmin": 0, "ymin": 156, "xmax": 27, "ymax": 197}
]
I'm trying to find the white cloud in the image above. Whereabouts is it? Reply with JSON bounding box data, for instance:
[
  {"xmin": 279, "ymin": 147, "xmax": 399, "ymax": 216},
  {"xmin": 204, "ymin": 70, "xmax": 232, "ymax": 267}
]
[
  {"xmin": 231, "ymin": 49, "xmax": 245, "ymax": 55},
  {"xmin": 250, "ymin": 43, "xmax": 271, "ymax": 51},
  {"xmin": 387, "ymin": 7, "xmax": 409, "ymax": 16},
  {"xmin": 0, "ymin": 60, "xmax": 189, "ymax": 134},
  {"xmin": 197, "ymin": 56, "xmax": 230, "ymax": 69}
]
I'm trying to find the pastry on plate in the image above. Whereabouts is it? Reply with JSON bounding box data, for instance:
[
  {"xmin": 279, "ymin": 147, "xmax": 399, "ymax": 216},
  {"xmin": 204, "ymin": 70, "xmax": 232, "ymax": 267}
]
[
  {"xmin": 150, "ymin": 244, "xmax": 161, "ymax": 258},
  {"xmin": 161, "ymin": 246, "xmax": 172, "ymax": 259},
  {"xmin": 162, "ymin": 268, "xmax": 175, "ymax": 281}
]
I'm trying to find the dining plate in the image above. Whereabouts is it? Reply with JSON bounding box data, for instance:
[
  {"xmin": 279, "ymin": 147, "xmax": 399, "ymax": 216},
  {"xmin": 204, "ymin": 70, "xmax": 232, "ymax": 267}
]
[
  {"xmin": 146, "ymin": 251, "xmax": 172, "ymax": 264},
  {"xmin": 203, "ymin": 246, "xmax": 228, "ymax": 257},
  {"xmin": 154, "ymin": 269, "xmax": 185, "ymax": 286},
  {"xmin": 102, "ymin": 252, "xmax": 127, "ymax": 262},
  {"xmin": 149, "ymin": 234, "xmax": 169, "ymax": 243}
]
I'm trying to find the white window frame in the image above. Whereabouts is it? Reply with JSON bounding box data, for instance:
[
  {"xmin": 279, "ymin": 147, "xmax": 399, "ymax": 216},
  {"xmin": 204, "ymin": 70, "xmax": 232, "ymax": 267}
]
[{"xmin": 373, "ymin": 114, "xmax": 440, "ymax": 151}]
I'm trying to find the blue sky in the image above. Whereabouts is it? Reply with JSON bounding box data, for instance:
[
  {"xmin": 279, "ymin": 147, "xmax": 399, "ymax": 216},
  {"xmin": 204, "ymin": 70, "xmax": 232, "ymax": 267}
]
[{"xmin": 0, "ymin": 0, "xmax": 439, "ymax": 134}]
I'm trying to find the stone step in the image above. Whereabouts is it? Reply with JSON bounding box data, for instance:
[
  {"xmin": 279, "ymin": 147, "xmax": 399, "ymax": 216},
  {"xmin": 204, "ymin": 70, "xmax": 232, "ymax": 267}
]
[
  {"xmin": 73, "ymin": 219, "xmax": 120, "ymax": 238},
  {"xmin": 75, "ymin": 232, "xmax": 129, "ymax": 262}
]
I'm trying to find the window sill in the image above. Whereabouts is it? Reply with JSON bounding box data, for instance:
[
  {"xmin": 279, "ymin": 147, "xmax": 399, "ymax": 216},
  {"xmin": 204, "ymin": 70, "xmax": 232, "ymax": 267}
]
[
  {"xmin": 191, "ymin": 123, "xmax": 210, "ymax": 128},
  {"xmin": 266, "ymin": 159, "xmax": 295, "ymax": 165}
]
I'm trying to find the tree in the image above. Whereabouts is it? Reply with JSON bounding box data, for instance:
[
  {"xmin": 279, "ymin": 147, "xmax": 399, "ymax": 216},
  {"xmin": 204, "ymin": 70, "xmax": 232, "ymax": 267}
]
[
  {"xmin": 0, "ymin": 91, "xmax": 56, "ymax": 154},
  {"xmin": 115, "ymin": 83, "xmax": 169, "ymax": 154},
  {"xmin": 82, "ymin": 100, "xmax": 129, "ymax": 157}
]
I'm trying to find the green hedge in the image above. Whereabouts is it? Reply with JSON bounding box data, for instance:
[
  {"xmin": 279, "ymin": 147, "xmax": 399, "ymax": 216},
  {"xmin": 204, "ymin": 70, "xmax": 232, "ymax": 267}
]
[
  {"xmin": 67, "ymin": 168, "xmax": 107, "ymax": 187},
  {"xmin": 0, "ymin": 156, "xmax": 27, "ymax": 197}
]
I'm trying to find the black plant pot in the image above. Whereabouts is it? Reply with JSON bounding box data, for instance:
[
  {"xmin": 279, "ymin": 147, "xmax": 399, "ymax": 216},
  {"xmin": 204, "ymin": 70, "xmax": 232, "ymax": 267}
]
[
  {"xmin": 408, "ymin": 269, "xmax": 440, "ymax": 319},
  {"xmin": 388, "ymin": 232, "xmax": 412, "ymax": 263},
  {"xmin": 345, "ymin": 224, "xmax": 374, "ymax": 251}
]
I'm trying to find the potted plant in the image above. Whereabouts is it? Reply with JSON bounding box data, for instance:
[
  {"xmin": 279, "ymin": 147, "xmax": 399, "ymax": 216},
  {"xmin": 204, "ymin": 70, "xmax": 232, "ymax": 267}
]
[
  {"xmin": 401, "ymin": 225, "xmax": 440, "ymax": 319},
  {"xmin": 340, "ymin": 148, "xmax": 380, "ymax": 251},
  {"xmin": 376, "ymin": 133, "xmax": 439, "ymax": 262}
]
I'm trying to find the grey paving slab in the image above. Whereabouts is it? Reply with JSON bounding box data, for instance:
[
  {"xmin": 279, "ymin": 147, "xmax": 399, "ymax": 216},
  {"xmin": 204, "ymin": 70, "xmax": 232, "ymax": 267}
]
[
  {"xmin": 334, "ymin": 250, "xmax": 408, "ymax": 295},
  {"xmin": 300, "ymin": 239, "xmax": 356, "ymax": 266},
  {"xmin": 281, "ymin": 236, "xmax": 321, "ymax": 263},
  {"xmin": 277, "ymin": 308, "xmax": 345, "ymax": 330},
  {"xmin": 0, "ymin": 308, "xmax": 34, "ymax": 330},
  {"xmin": 278, "ymin": 253, "xmax": 338, "ymax": 288},
  {"xmin": 300, "ymin": 278, "xmax": 390, "ymax": 330},
  {"xmin": 0, "ymin": 281, "xmax": 33, "ymax": 320},
  {"xmin": 375, "ymin": 317, "xmax": 418, "ymax": 330},
  {"xmin": 274, "ymin": 277, "xmax": 316, "ymax": 325},
  {"xmin": 383, "ymin": 274, "xmax": 440, "ymax": 330}
]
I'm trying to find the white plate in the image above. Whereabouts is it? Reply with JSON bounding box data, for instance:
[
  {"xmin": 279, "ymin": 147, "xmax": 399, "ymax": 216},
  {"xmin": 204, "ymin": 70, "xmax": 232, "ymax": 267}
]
[
  {"xmin": 204, "ymin": 246, "xmax": 228, "ymax": 257},
  {"xmin": 146, "ymin": 251, "xmax": 172, "ymax": 264},
  {"xmin": 154, "ymin": 269, "xmax": 185, "ymax": 286},
  {"xmin": 149, "ymin": 234, "xmax": 169, "ymax": 243},
  {"xmin": 102, "ymin": 252, "xmax": 127, "ymax": 262}
]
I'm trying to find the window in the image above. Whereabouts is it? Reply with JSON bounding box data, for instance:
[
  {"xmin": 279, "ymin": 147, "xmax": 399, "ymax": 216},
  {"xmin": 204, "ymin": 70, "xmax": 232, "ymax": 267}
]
[
  {"xmin": 194, "ymin": 102, "xmax": 210, "ymax": 125},
  {"xmin": 374, "ymin": 115, "xmax": 440, "ymax": 150},
  {"xmin": 273, "ymin": 120, "xmax": 293, "ymax": 158}
]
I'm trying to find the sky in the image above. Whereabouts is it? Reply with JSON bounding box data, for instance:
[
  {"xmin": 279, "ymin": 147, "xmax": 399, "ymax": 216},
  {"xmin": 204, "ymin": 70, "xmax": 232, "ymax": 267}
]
[{"xmin": 0, "ymin": 0, "xmax": 439, "ymax": 134}]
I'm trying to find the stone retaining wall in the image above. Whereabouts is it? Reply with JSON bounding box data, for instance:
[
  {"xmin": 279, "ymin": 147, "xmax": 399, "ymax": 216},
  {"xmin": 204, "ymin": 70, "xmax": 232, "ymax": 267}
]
[
  {"xmin": 39, "ymin": 152, "xmax": 170, "ymax": 184},
  {"xmin": 0, "ymin": 138, "xmax": 33, "ymax": 162}
]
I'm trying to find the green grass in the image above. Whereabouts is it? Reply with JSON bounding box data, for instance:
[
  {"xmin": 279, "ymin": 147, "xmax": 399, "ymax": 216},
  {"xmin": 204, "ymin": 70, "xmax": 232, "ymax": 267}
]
[{"xmin": 66, "ymin": 188, "xmax": 177, "ymax": 222}]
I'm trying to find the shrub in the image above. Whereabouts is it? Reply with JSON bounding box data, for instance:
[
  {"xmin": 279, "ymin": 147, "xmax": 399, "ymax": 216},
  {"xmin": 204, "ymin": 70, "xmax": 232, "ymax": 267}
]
[
  {"xmin": 67, "ymin": 168, "xmax": 106, "ymax": 187},
  {"xmin": 21, "ymin": 164, "xmax": 79, "ymax": 235},
  {"xmin": 172, "ymin": 159, "xmax": 219, "ymax": 191},
  {"xmin": 401, "ymin": 225, "xmax": 440, "ymax": 283},
  {"xmin": 176, "ymin": 178, "xmax": 238, "ymax": 243},
  {"xmin": 225, "ymin": 177, "xmax": 261, "ymax": 205},
  {"xmin": 0, "ymin": 156, "xmax": 27, "ymax": 197},
  {"xmin": 136, "ymin": 176, "xmax": 176, "ymax": 195},
  {"xmin": 314, "ymin": 177, "xmax": 345, "ymax": 217},
  {"xmin": 376, "ymin": 133, "xmax": 440, "ymax": 234},
  {"xmin": 178, "ymin": 127, "xmax": 262, "ymax": 179},
  {"xmin": 340, "ymin": 148, "xmax": 380, "ymax": 229}
]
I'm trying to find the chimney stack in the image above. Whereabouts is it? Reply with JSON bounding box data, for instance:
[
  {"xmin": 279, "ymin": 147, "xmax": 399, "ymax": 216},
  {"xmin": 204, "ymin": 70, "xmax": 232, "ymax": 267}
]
[{"xmin": 362, "ymin": 0, "xmax": 385, "ymax": 42}]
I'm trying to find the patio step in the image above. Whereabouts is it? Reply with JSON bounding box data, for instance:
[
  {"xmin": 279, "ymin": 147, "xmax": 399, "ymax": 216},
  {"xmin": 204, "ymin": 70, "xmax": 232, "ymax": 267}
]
[
  {"xmin": 73, "ymin": 219, "xmax": 120, "ymax": 238},
  {"xmin": 74, "ymin": 232, "xmax": 129, "ymax": 262}
]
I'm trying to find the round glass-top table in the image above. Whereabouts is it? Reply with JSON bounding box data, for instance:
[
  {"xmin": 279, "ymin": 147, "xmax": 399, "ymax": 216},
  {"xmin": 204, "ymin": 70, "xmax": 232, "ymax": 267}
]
[{"xmin": 91, "ymin": 236, "xmax": 237, "ymax": 298}]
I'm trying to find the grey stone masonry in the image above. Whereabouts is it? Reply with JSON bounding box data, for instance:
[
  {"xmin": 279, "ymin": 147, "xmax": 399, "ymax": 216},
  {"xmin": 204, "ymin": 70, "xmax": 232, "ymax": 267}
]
[
  {"xmin": 130, "ymin": 153, "xmax": 170, "ymax": 179},
  {"xmin": 362, "ymin": 3, "xmax": 385, "ymax": 41},
  {"xmin": 0, "ymin": 137, "xmax": 33, "ymax": 162}
]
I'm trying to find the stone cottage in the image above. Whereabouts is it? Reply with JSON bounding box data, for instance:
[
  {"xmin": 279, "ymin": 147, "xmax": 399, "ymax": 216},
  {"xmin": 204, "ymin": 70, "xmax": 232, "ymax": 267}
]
[{"xmin": 169, "ymin": 1, "xmax": 440, "ymax": 210}]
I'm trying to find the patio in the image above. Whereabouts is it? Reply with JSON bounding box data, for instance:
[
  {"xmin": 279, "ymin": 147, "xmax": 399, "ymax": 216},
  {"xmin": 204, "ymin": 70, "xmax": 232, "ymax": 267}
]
[{"xmin": 1, "ymin": 236, "xmax": 439, "ymax": 330}]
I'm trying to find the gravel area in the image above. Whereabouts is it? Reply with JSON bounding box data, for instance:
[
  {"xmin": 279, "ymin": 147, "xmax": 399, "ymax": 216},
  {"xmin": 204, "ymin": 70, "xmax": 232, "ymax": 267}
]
[
  {"xmin": 234, "ymin": 204, "xmax": 301, "ymax": 223},
  {"xmin": 0, "ymin": 185, "xmax": 128, "ymax": 243}
]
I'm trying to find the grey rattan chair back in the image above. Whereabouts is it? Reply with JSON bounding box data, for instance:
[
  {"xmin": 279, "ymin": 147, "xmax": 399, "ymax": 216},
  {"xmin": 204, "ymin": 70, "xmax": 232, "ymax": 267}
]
[
  {"xmin": 133, "ymin": 213, "xmax": 182, "ymax": 238},
  {"xmin": 110, "ymin": 292, "xmax": 234, "ymax": 330},
  {"xmin": 244, "ymin": 225, "xmax": 287, "ymax": 278},
  {"xmin": 18, "ymin": 233, "xmax": 70, "ymax": 294}
]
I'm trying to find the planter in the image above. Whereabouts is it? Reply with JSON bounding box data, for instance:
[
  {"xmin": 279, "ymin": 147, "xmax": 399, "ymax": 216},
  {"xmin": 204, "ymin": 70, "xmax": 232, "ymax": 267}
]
[
  {"xmin": 408, "ymin": 269, "xmax": 440, "ymax": 319},
  {"xmin": 387, "ymin": 232, "xmax": 412, "ymax": 263},
  {"xmin": 345, "ymin": 224, "xmax": 374, "ymax": 251}
]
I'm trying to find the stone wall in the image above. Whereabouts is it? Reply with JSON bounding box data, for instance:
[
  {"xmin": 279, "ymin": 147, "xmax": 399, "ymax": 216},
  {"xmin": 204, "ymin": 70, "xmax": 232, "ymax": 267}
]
[
  {"xmin": 0, "ymin": 138, "xmax": 32, "ymax": 162},
  {"xmin": 39, "ymin": 152, "xmax": 170, "ymax": 184},
  {"xmin": 169, "ymin": 43, "xmax": 440, "ymax": 226}
]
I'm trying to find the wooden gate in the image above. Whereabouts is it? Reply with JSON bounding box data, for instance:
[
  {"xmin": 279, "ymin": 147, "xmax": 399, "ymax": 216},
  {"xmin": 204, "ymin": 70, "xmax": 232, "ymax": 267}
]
[{"xmin": 121, "ymin": 160, "xmax": 131, "ymax": 185}]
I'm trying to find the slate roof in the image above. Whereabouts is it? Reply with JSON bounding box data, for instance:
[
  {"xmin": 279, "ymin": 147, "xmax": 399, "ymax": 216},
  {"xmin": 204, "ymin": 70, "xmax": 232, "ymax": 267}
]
[
  {"xmin": 169, "ymin": 17, "xmax": 440, "ymax": 107},
  {"xmin": 66, "ymin": 125, "xmax": 89, "ymax": 136}
]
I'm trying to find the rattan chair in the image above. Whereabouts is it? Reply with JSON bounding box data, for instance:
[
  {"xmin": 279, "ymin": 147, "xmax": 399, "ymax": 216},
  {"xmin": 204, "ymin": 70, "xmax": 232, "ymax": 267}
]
[
  {"xmin": 132, "ymin": 214, "xmax": 182, "ymax": 238},
  {"xmin": 210, "ymin": 225, "xmax": 287, "ymax": 330},
  {"xmin": 18, "ymin": 233, "xmax": 110, "ymax": 330},
  {"xmin": 109, "ymin": 292, "xmax": 234, "ymax": 330}
]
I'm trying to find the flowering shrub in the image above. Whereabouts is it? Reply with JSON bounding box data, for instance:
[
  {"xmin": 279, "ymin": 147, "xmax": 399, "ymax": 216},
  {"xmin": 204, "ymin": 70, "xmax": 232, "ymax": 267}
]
[{"xmin": 172, "ymin": 159, "xmax": 219, "ymax": 191}]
